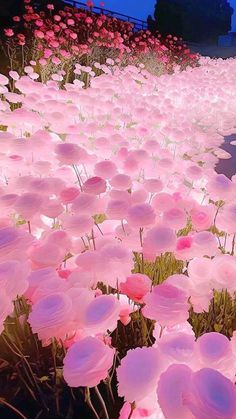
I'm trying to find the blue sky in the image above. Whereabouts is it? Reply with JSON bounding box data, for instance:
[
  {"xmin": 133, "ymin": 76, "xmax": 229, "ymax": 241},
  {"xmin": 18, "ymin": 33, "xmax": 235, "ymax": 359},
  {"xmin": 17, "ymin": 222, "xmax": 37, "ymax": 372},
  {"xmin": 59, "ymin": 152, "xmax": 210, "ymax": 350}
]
[
  {"xmin": 93, "ymin": 0, "xmax": 236, "ymax": 31},
  {"xmin": 93, "ymin": 0, "xmax": 154, "ymax": 20}
]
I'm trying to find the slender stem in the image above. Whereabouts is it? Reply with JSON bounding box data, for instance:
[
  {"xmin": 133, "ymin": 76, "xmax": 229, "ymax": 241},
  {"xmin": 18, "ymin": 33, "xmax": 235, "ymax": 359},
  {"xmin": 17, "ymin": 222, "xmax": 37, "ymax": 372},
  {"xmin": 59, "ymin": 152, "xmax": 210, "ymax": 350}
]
[
  {"xmin": 139, "ymin": 227, "xmax": 143, "ymax": 247},
  {"xmin": 27, "ymin": 221, "xmax": 31, "ymax": 234},
  {"xmin": 223, "ymin": 233, "xmax": 227, "ymax": 252},
  {"xmin": 104, "ymin": 378, "xmax": 115, "ymax": 404},
  {"xmin": 95, "ymin": 223, "xmax": 104, "ymax": 235},
  {"xmin": 159, "ymin": 325, "xmax": 165, "ymax": 339},
  {"xmin": 91, "ymin": 228, "xmax": 96, "ymax": 250},
  {"xmin": 231, "ymin": 234, "xmax": 235, "ymax": 256},
  {"xmin": 139, "ymin": 228, "xmax": 144, "ymax": 273},
  {"xmin": 51, "ymin": 339, "xmax": 57, "ymax": 385},
  {"xmin": 21, "ymin": 45, "xmax": 24, "ymax": 70},
  {"xmin": 128, "ymin": 402, "xmax": 136, "ymax": 419},
  {"xmin": 121, "ymin": 219, "xmax": 126, "ymax": 235},
  {"xmin": 72, "ymin": 164, "xmax": 83, "ymax": 190},
  {"xmin": 85, "ymin": 388, "xmax": 100, "ymax": 419},
  {"xmin": 94, "ymin": 386, "xmax": 109, "ymax": 419},
  {"xmin": 81, "ymin": 236, "xmax": 87, "ymax": 250},
  {"xmin": 2, "ymin": 335, "xmax": 48, "ymax": 411},
  {"xmin": 109, "ymin": 352, "xmax": 117, "ymax": 381},
  {"xmin": 0, "ymin": 399, "xmax": 27, "ymax": 419},
  {"xmin": 15, "ymin": 364, "xmax": 37, "ymax": 400}
]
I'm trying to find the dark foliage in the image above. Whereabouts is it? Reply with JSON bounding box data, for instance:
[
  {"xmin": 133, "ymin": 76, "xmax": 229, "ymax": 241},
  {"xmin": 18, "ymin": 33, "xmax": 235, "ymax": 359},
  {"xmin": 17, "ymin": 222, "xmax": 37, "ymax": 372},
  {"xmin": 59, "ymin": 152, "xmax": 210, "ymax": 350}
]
[{"xmin": 149, "ymin": 0, "xmax": 233, "ymax": 42}]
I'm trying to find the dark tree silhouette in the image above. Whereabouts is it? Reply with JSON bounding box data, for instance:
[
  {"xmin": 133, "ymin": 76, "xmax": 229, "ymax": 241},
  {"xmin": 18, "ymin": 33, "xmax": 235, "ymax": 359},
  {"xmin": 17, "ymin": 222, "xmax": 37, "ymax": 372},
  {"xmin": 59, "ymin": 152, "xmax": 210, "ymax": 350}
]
[{"xmin": 149, "ymin": 0, "xmax": 233, "ymax": 42}]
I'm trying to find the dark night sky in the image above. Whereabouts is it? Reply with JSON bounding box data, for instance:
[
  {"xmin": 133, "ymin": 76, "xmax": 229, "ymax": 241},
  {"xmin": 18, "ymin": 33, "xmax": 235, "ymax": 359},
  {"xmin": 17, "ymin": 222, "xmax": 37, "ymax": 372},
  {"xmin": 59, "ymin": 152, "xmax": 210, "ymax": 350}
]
[{"xmin": 93, "ymin": 0, "xmax": 236, "ymax": 30}]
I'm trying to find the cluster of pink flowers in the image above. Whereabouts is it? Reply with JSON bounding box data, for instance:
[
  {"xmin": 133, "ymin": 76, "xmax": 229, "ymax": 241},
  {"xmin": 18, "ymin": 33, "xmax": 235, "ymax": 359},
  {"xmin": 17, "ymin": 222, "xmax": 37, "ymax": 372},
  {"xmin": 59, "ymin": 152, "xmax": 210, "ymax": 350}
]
[
  {"xmin": 1, "ymin": 0, "xmax": 198, "ymax": 79},
  {"xmin": 118, "ymin": 328, "xmax": 236, "ymax": 418},
  {"xmin": 0, "ymin": 54, "xmax": 236, "ymax": 417}
]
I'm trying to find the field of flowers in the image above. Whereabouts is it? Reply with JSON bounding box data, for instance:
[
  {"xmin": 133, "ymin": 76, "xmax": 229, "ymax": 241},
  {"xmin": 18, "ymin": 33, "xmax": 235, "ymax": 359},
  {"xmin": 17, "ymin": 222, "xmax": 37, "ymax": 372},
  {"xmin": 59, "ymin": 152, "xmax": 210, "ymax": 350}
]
[
  {"xmin": 0, "ymin": 0, "xmax": 198, "ymax": 83},
  {"xmin": 0, "ymin": 1, "xmax": 236, "ymax": 419}
]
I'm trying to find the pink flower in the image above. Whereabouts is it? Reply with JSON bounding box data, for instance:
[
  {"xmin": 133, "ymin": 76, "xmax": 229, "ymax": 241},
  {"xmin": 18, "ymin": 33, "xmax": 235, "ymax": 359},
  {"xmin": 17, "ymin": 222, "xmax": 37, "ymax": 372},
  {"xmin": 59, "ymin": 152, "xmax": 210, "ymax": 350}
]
[
  {"xmin": 143, "ymin": 226, "xmax": 177, "ymax": 261},
  {"xmin": 0, "ymin": 260, "xmax": 29, "ymax": 299},
  {"xmin": 82, "ymin": 294, "xmax": 120, "ymax": 334},
  {"xmin": 0, "ymin": 291, "xmax": 13, "ymax": 334},
  {"xmin": 195, "ymin": 332, "xmax": 234, "ymax": 379},
  {"xmin": 117, "ymin": 347, "xmax": 164, "ymax": 402},
  {"xmin": 51, "ymin": 56, "xmax": 61, "ymax": 65},
  {"xmin": 0, "ymin": 227, "xmax": 33, "ymax": 261},
  {"xmin": 85, "ymin": 17, "xmax": 93, "ymax": 24},
  {"xmin": 158, "ymin": 332, "xmax": 195, "ymax": 366},
  {"xmin": 29, "ymin": 243, "xmax": 64, "ymax": 269},
  {"xmin": 126, "ymin": 203, "xmax": 156, "ymax": 228},
  {"xmin": 176, "ymin": 236, "xmax": 193, "ymax": 251},
  {"xmin": 47, "ymin": 3, "xmax": 54, "ymax": 10},
  {"xmin": 83, "ymin": 176, "xmax": 106, "ymax": 195},
  {"xmin": 29, "ymin": 293, "xmax": 74, "ymax": 341},
  {"xmin": 13, "ymin": 16, "xmax": 21, "ymax": 22},
  {"xmin": 34, "ymin": 30, "xmax": 44, "ymax": 39},
  {"xmin": 54, "ymin": 15, "xmax": 61, "ymax": 22},
  {"xmin": 106, "ymin": 199, "xmax": 129, "ymax": 220},
  {"xmin": 4, "ymin": 29, "xmax": 14, "ymax": 37},
  {"xmin": 54, "ymin": 143, "xmax": 86, "ymax": 165},
  {"xmin": 183, "ymin": 368, "xmax": 236, "ymax": 418},
  {"xmin": 110, "ymin": 174, "xmax": 132, "ymax": 190},
  {"xmin": 14, "ymin": 192, "xmax": 43, "ymax": 219},
  {"xmin": 86, "ymin": 1, "xmax": 94, "ymax": 8},
  {"xmin": 142, "ymin": 283, "xmax": 189, "ymax": 327},
  {"xmin": 62, "ymin": 214, "xmax": 93, "ymax": 236},
  {"xmin": 120, "ymin": 273, "xmax": 151, "ymax": 303},
  {"xmin": 50, "ymin": 40, "xmax": 59, "ymax": 48},
  {"xmin": 39, "ymin": 58, "xmax": 47, "ymax": 66},
  {"xmin": 44, "ymin": 48, "xmax": 53, "ymax": 58},
  {"xmin": 211, "ymin": 254, "xmax": 236, "ymax": 292},
  {"xmin": 70, "ymin": 32, "xmax": 77, "ymax": 40},
  {"xmin": 157, "ymin": 364, "xmax": 193, "ymax": 418},
  {"xmin": 59, "ymin": 187, "xmax": 80, "ymax": 204},
  {"xmin": 163, "ymin": 207, "xmax": 187, "ymax": 230},
  {"xmin": 63, "ymin": 337, "xmax": 114, "ymax": 387},
  {"xmin": 0, "ymin": 74, "xmax": 9, "ymax": 85},
  {"xmin": 9, "ymin": 71, "xmax": 19, "ymax": 81},
  {"xmin": 190, "ymin": 204, "xmax": 214, "ymax": 231},
  {"xmin": 35, "ymin": 19, "xmax": 43, "ymax": 27},
  {"xmin": 119, "ymin": 304, "xmax": 132, "ymax": 326}
]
